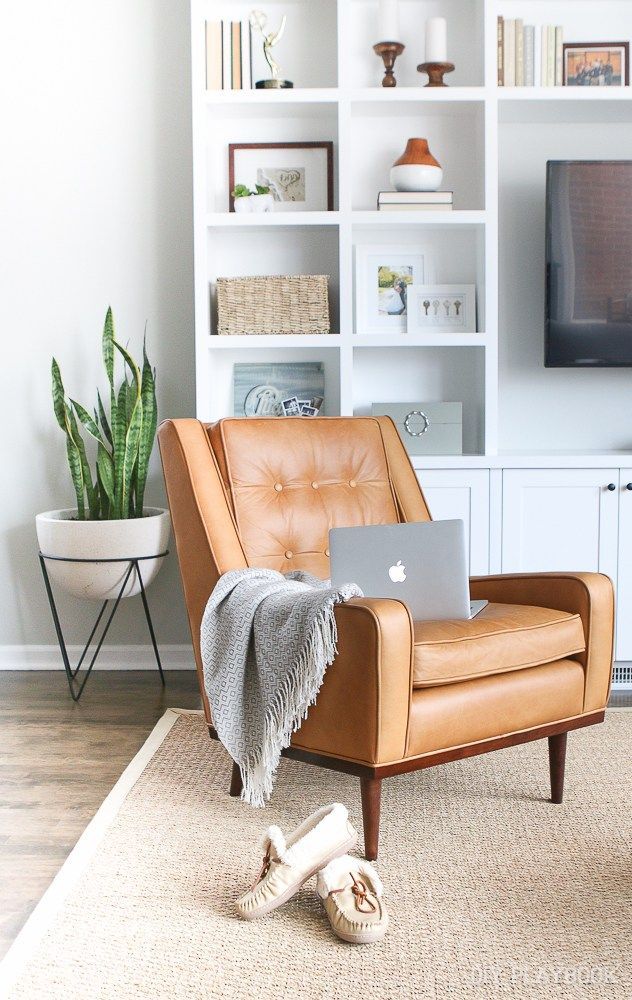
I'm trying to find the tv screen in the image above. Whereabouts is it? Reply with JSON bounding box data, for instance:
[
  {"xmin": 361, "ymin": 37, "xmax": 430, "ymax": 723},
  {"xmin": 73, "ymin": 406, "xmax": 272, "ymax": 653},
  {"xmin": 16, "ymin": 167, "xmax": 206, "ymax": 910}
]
[{"xmin": 545, "ymin": 160, "xmax": 632, "ymax": 367}]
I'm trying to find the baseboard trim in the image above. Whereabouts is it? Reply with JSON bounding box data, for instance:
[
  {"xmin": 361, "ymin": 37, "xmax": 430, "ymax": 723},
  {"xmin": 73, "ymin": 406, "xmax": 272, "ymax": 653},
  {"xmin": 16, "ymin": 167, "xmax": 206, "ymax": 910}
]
[{"xmin": 0, "ymin": 645, "xmax": 195, "ymax": 671}]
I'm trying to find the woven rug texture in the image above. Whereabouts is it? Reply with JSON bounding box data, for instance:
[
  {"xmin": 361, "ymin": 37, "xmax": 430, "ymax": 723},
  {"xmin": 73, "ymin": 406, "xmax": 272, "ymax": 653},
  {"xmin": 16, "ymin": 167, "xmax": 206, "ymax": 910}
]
[{"xmin": 6, "ymin": 710, "xmax": 632, "ymax": 1000}]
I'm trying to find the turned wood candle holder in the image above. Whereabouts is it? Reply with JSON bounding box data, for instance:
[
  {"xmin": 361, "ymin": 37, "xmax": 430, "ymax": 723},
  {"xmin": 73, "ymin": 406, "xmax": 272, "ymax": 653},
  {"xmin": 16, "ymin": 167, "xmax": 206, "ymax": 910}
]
[
  {"xmin": 417, "ymin": 61, "xmax": 455, "ymax": 87},
  {"xmin": 373, "ymin": 42, "xmax": 405, "ymax": 88}
]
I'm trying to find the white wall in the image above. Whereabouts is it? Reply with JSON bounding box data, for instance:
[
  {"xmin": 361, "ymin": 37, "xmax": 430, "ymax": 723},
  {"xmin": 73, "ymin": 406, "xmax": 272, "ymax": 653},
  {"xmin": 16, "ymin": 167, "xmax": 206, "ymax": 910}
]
[
  {"xmin": 499, "ymin": 119, "xmax": 632, "ymax": 453},
  {"xmin": 0, "ymin": 2, "xmax": 195, "ymax": 653}
]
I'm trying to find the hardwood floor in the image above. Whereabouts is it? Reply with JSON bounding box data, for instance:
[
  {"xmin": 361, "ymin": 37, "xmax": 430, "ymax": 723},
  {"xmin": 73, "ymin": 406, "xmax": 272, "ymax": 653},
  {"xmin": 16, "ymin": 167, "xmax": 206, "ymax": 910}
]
[
  {"xmin": 0, "ymin": 670, "xmax": 202, "ymax": 960},
  {"xmin": 0, "ymin": 670, "xmax": 629, "ymax": 960}
]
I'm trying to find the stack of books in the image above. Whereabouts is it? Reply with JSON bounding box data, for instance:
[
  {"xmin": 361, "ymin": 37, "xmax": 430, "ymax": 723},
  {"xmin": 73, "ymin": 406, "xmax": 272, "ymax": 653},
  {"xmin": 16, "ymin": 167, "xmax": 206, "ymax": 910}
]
[
  {"xmin": 205, "ymin": 20, "xmax": 253, "ymax": 90},
  {"xmin": 497, "ymin": 17, "xmax": 563, "ymax": 87},
  {"xmin": 377, "ymin": 191, "xmax": 453, "ymax": 212}
]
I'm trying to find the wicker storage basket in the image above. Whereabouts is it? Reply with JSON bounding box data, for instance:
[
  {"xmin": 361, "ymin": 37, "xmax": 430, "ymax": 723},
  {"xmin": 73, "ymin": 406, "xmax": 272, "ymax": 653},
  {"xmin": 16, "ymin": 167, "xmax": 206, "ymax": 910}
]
[{"xmin": 216, "ymin": 275, "xmax": 330, "ymax": 335}]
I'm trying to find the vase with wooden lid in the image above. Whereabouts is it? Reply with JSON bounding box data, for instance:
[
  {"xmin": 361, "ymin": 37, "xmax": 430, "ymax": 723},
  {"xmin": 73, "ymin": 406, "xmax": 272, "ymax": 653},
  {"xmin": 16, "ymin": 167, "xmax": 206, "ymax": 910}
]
[{"xmin": 390, "ymin": 138, "xmax": 443, "ymax": 192}]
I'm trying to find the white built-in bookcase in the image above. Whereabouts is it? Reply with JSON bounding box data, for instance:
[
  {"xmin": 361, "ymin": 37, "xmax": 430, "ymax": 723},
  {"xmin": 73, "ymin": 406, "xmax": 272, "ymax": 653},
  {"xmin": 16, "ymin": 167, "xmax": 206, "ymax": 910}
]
[{"xmin": 191, "ymin": 0, "xmax": 632, "ymax": 458}]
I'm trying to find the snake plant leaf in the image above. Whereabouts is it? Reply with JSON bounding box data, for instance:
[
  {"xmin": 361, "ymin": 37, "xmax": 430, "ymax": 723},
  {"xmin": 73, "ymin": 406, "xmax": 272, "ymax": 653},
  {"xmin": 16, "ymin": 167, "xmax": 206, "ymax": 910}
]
[
  {"xmin": 97, "ymin": 442, "xmax": 115, "ymax": 510},
  {"xmin": 102, "ymin": 307, "xmax": 115, "ymax": 387},
  {"xmin": 51, "ymin": 359, "xmax": 68, "ymax": 432},
  {"xmin": 97, "ymin": 390, "xmax": 113, "ymax": 447},
  {"xmin": 68, "ymin": 407, "xmax": 99, "ymax": 519},
  {"xmin": 121, "ymin": 397, "xmax": 143, "ymax": 519},
  {"xmin": 70, "ymin": 398, "xmax": 105, "ymax": 446},
  {"xmin": 135, "ymin": 342, "xmax": 157, "ymax": 515},
  {"xmin": 65, "ymin": 434, "xmax": 86, "ymax": 520},
  {"xmin": 111, "ymin": 379, "xmax": 129, "ymax": 519}
]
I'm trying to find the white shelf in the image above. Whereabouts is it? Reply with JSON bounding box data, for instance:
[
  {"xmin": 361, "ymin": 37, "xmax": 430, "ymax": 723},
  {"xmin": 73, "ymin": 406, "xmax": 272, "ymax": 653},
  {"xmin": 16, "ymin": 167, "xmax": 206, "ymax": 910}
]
[
  {"xmin": 205, "ymin": 88, "xmax": 339, "ymax": 105},
  {"xmin": 353, "ymin": 333, "xmax": 489, "ymax": 348},
  {"xmin": 206, "ymin": 212, "xmax": 340, "ymax": 227},
  {"xmin": 348, "ymin": 87, "xmax": 486, "ymax": 104},
  {"xmin": 352, "ymin": 210, "xmax": 486, "ymax": 227},
  {"xmin": 498, "ymin": 87, "xmax": 632, "ymax": 101},
  {"xmin": 208, "ymin": 335, "xmax": 341, "ymax": 349}
]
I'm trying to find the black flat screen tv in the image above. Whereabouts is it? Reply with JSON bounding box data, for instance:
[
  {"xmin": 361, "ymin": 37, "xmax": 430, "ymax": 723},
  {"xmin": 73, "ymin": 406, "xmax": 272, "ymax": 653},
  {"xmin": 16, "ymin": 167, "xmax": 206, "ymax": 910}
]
[{"xmin": 545, "ymin": 160, "xmax": 632, "ymax": 367}]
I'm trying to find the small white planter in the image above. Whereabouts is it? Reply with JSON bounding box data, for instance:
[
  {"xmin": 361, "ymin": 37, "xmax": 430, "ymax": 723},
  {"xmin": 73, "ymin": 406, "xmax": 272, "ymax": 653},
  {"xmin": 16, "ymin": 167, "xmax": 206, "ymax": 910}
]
[
  {"xmin": 233, "ymin": 193, "xmax": 274, "ymax": 214},
  {"xmin": 36, "ymin": 508, "xmax": 171, "ymax": 601}
]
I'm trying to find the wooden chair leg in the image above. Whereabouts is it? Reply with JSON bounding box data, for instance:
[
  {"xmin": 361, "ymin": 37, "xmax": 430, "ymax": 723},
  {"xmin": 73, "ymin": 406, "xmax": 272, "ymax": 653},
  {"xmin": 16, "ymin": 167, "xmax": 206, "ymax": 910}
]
[
  {"xmin": 360, "ymin": 776, "xmax": 382, "ymax": 861},
  {"xmin": 548, "ymin": 732, "xmax": 567, "ymax": 804},
  {"xmin": 229, "ymin": 761, "xmax": 243, "ymax": 797}
]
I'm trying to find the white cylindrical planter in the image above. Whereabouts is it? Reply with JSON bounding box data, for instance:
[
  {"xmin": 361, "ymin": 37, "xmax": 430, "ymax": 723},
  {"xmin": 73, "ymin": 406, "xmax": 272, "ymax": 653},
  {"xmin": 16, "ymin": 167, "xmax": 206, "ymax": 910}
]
[{"xmin": 36, "ymin": 508, "xmax": 171, "ymax": 601}]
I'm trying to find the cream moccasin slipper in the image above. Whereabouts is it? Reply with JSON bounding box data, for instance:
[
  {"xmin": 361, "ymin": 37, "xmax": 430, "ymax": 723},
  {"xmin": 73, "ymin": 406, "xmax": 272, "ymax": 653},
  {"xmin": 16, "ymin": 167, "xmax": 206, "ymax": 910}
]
[
  {"xmin": 236, "ymin": 803, "xmax": 358, "ymax": 920},
  {"xmin": 317, "ymin": 855, "xmax": 388, "ymax": 944}
]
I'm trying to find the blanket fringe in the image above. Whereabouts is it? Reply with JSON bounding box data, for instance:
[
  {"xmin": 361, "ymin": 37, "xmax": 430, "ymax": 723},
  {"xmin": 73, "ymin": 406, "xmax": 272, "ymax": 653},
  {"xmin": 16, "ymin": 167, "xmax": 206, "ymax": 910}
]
[{"xmin": 238, "ymin": 596, "xmax": 339, "ymax": 807}]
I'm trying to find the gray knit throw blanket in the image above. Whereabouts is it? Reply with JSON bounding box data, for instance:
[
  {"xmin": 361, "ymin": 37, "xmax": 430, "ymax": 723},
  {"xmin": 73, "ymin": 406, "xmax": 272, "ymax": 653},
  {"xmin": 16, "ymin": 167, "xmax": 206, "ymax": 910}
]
[{"xmin": 200, "ymin": 568, "xmax": 362, "ymax": 807}]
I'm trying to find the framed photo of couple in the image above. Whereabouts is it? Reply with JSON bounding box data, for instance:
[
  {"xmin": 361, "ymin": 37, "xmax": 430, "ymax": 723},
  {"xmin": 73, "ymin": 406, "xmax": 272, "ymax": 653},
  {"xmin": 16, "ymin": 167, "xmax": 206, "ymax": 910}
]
[{"xmin": 354, "ymin": 245, "xmax": 432, "ymax": 335}]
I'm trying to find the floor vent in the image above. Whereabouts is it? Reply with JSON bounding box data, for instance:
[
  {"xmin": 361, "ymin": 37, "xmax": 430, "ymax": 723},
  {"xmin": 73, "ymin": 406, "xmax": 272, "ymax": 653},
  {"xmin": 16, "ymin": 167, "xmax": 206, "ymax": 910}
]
[{"xmin": 612, "ymin": 663, "xmax": 632, "ymax": 689}]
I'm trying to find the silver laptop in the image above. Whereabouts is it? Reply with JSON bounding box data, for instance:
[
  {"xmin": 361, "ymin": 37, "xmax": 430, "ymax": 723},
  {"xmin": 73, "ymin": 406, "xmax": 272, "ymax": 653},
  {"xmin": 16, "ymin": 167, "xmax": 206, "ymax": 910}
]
[{"xmin": 329, "ymin": 520, "xmax": 487, "ymax": 621}]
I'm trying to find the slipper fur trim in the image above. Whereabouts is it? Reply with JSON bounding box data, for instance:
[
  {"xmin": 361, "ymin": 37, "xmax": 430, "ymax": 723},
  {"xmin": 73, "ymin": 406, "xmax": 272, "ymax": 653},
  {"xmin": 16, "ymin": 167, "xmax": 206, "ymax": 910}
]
[{"xmin": 316, "ymin": 854, "xmax": 384, "ymax": 899}]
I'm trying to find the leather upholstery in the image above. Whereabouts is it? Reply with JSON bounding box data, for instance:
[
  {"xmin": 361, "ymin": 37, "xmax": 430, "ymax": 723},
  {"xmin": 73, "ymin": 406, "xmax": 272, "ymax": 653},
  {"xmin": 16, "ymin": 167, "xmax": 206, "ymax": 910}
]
[
  {"xmin": 208, "ymin": 417, "xmax": 401, "ymax": 577},
  {"xmin": 158, "ymin": 416, "xmax": 615, "ymax": 766},
  {"xmin": 407, "ymin": 659, "xmax": 586, "ymax": 757},
  {"xmin": 469, "ymin": 573, "xmax": 615, "ymax": 713},
  {"xmin": 413, "ymin": 603, "xmax": 585, "ymax": 688}
]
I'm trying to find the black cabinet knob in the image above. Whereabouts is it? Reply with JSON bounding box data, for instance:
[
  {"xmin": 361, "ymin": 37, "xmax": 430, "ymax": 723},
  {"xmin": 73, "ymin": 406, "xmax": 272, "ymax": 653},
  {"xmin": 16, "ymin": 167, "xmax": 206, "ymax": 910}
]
[
  {"xmin": 627, "ymin": 483, "xmax": 632, "ymax": 491},
  {"xmin": 607, "ymin": 483, "xmax": 616, "ymax": 491}
]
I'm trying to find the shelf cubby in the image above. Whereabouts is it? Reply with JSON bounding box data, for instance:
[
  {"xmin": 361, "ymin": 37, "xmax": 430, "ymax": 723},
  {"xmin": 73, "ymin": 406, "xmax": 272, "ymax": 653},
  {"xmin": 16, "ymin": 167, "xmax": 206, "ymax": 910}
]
[
  {"xmin": 349, "ymin": 100, "xmax": 486, "ymax": 210},
  {"xmin": 206, "ymin": 225, "xmax": 340, "ymax": 336},
  {"xmin": 203, "ymin": 345, "xmax": 341, "ymax": 421},
  {"xmin": 352, "ymin": 345, "xmax": 487, "ymax": 455},
  {"xmin": 344, "ymin": 0, "xmax": 485, "ymax": 89}
]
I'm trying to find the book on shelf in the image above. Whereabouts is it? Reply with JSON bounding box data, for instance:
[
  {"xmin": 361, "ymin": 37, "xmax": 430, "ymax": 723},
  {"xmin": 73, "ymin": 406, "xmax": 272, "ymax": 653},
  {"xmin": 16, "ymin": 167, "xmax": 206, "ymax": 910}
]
[
  {"xmin": 504, "ymin": 18, "xmax": 515, "ymax": 87},
  {"xmin": 515, "ymin": 19, "xmax": 524, "ymax": 87},
  {"xmin": 497, "ymin": 17, "xmax": 564, "ymax": 88},
  {"xmin": 555, "ymin": 26, "xmax": 564, "ymax": 86},
  {"xmin": 378, "ymin": 191, "xmax": 453, "ymax": 205},
  {"xmin": 497, "ymin": 16, "xmax": 504, "ymax": 86},
  {"xmin": 378, "ymin": 203, "xmax": 454, "ymax": 212},
  {"xmin": 524, "ymin": 26, "xmax": 535, "ymax": 87},
  {"xmin": 205, "ymin": 19, "xmax": 253, "ymax": 90}
]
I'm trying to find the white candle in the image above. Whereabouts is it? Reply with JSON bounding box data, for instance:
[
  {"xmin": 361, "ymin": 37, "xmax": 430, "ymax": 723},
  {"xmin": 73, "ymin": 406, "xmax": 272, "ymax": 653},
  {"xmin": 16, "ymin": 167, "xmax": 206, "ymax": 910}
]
[
  {"xmin": 425, "ymin": 17, "xmax": 448, "ymax": 62},
  {"xmin": 378, "ymin": 0, "xmax": 400, "ymax": 42}
]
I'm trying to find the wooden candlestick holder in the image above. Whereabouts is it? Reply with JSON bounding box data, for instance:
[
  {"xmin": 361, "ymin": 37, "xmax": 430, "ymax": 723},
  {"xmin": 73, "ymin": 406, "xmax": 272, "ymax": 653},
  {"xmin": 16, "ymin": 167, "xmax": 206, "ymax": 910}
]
[
  {"xmin": 417, "ymin": 61, "xmax": 455, "ymax": 87},
  {"xmin": 373, "ymin": 42, "xmax": 405, "ymax": 88}
]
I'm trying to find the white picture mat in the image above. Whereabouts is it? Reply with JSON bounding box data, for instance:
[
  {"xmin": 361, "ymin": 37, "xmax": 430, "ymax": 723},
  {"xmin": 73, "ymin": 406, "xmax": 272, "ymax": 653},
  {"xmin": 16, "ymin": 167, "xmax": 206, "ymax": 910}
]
[
  {"xmin": 355, "ymin": 245, "xmax": 434, "ymax": 335},
  {"xmin": 407, "ymin": 284, "xmax": 477, "ymax": 334},
  {"xmin": 231, "ymin": 146, "xmax": 330, "ymax": 211}
]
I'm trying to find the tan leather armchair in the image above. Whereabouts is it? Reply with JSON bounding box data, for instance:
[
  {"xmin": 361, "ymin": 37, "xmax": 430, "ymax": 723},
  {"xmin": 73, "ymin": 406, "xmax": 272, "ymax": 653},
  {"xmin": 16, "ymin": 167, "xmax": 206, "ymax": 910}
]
[{"xmin": 158, "ymin": 416, "xmax": 614, "ymax": 859}]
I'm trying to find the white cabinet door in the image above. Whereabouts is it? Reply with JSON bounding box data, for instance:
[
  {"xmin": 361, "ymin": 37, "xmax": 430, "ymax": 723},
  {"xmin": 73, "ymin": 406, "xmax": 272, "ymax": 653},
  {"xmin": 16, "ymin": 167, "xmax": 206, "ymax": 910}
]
[
  {"xmin": 616, "ymin": 471, "xmax": 632, "ymax": 660},
  {"xmin": 501, "ymin": 469, "xmax": 619, "ymax": 580},
  {"xmin": 416, "ymin": 469, "xmax": 490, "ymax": 575}
]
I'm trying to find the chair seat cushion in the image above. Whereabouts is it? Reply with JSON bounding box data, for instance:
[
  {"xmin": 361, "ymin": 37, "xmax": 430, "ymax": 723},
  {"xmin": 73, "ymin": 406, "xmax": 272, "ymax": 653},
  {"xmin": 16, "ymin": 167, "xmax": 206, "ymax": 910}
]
[{"xmin": 412, "ymin": 603, "xmax": 586, "ymax": 688}]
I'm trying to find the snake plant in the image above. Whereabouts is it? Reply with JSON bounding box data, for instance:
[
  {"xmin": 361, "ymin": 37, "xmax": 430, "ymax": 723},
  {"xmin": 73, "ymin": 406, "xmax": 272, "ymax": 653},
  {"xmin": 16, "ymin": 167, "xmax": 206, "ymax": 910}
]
[{"xmin": 51, "ymin": 308, "xmax": 158, "ymax": 520}]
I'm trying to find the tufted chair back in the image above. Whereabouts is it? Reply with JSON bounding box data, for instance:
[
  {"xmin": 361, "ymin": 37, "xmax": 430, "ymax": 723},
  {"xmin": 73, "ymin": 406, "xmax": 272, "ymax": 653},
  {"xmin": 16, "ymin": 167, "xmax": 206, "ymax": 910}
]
[
  {"xmin": 158, "ymin": 415, "xmax": 431, "ymax": 715},
  {"xmin": 208, "ymin": 416, "xmax": 432, "ymax": 577}
]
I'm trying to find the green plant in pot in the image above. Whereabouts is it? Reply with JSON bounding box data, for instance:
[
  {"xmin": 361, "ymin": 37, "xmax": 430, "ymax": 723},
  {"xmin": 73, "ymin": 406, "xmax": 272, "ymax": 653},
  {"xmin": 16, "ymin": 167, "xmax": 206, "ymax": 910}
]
[
  {"xmin": 36, "ymin": 308, "xmax": 170, "ymax": 601},
  {"xmin": 232, "ymin": 182, "xmax": 273, "ymax": 214}
]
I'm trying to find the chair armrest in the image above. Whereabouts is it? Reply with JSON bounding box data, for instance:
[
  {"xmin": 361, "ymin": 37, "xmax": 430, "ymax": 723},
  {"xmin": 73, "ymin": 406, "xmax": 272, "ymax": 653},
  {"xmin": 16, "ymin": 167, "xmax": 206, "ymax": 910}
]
[
  {"xmin": 291, "ymin": 597, "xmax": 414, "ymax": 766},
  {"xmin": 470, "ymin": 572, "xmax": 615, "ymax": 712}
]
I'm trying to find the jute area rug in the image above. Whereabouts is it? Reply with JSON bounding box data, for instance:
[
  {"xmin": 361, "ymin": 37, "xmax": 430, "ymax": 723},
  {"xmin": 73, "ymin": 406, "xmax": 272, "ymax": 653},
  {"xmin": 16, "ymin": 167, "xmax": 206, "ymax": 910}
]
[{"xmin": 1, "ymin": 709, "xmax": 631, "ymax": 1000}]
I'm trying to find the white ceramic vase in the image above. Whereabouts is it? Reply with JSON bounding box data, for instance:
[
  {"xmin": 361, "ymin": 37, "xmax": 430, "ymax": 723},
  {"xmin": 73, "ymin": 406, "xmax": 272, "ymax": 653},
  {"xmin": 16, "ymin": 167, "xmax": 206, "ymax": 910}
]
[
  {"xmin": 36, "ymin": 508, "xmax": 171, "ymax": 601},
  {"xmin": 389, "ymin": 137, "xmax": 443, "ymax": 192}
]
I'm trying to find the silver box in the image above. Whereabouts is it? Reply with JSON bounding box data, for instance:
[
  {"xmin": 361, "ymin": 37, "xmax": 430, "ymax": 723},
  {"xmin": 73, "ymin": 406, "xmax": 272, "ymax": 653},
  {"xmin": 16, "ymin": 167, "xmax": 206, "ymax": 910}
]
[{"xmin": 372, "ymin": 402, "xmax": 463, "ymax": 456}]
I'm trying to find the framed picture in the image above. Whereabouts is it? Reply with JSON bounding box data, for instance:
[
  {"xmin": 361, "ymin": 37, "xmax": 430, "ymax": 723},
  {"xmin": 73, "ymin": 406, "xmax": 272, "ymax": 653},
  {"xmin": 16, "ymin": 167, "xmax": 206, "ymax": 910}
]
[
  {"xmin": 228, "ymin": 142, "xmax": 334, "ymax": 212},
  {"xmin": 233, "ymin": 362, "xmax": 325, "ymax": 417},
  {"xmin": 563, "ymin": 43, "xmax": 629, "ymax": 87},
  {"xmin": 355, "ymin": 245, "xmax": 431, "ymax": 335},
  {"xmin": 407, "ymin": 285, "xmax": 477, "ymax": 334}
]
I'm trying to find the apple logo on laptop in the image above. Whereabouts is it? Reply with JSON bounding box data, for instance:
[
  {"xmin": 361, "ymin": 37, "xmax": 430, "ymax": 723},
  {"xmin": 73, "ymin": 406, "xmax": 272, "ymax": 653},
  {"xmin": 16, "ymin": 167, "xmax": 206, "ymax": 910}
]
[{"xmin": 388, "ymin": 560, "xmax": 407, "ymax": 583}]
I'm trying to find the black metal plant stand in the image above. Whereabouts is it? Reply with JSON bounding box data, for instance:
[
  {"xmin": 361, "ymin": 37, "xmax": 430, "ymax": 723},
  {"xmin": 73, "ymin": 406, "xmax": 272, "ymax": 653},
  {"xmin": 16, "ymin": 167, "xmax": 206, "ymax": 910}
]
[{"xmin": 38, "ymin": 551, "xmax": 168, "ymax": 702}]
